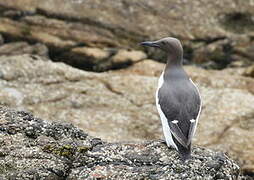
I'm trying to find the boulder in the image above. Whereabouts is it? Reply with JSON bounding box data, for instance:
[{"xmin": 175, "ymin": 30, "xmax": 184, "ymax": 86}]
[
  {"xmin": 111, "ymin": 49, "xmax": 147, "ymax": 64},
  {"xmin": 60, "ymin": 47, "xmax": 112, "ymax": 71},
  {"xmin": 71, "ymin": 47, "xmax": 111, "ymax": 63},
  {"xmin": 0, "ymin": 55, "xmax": 253, "ymax": 176},
  {"xmin": 0, "ymin": 106, "xmax": 240, "ymax": 179},
  {"xmin": 0, "ymin": 0, "xmax": 253, "ymax": 69},
  {"xmin": 59, "ymin": 47, "xmax": 146, "ymax": 71}
]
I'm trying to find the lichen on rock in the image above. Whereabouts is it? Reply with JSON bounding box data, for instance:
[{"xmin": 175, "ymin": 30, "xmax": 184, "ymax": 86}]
[{"xmin": 0, "ymin": 106, "xmax": 240, "ymax": 179}]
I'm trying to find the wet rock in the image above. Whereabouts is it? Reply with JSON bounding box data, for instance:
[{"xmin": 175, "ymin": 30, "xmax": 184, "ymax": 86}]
[
  {"xmin": 0, "ymin": 42, "xmax": 48, "ymax": 57},
  {"xmin": 0, "ymin": 106, "xmax": 240, "ymax": 179},
  {"xmin": 0, "ymin": 55, "xmax": 253, "ymax": 175},
  {"xmin": 0, "ymin": 1, "xmax": 253, "ymax": 69}
]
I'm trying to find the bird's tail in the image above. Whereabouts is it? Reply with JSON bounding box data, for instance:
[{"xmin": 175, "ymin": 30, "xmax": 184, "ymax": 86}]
[{"xmin": 178, "ymin": 146, "xmax": 191, "ymax": 162}]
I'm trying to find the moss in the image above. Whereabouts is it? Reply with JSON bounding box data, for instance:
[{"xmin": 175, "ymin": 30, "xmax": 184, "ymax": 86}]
[
  {"xmin": 174, "ymin": 166, "xmax": 184, "ymax": 173},
  {"xmin": 42, "ymin": 144, "xmax": 76, "ymax": 158},
  {"xmin": 77, "ymin": 146, "xmax": 91, "ymax": 153},
  {"xmin": 58, "ymin": 145, "xmax": 75, "ymax": 157}
]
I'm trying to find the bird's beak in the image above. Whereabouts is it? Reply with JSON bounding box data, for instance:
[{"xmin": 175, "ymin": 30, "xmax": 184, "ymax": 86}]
[{"xmin": 140, "ymin": 41, "xmax": 160, "ymax": 48}]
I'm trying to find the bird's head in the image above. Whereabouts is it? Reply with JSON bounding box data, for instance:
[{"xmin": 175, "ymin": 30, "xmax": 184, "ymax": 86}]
[{"xmin": 140, "ymin": 37, "xmax": 183, "ymax": 59}]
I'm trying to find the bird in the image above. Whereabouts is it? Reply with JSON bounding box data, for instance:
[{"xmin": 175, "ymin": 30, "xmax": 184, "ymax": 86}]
[{"xmin": 140, "ymin": 37, "xmax": 201, "ymax": 161}]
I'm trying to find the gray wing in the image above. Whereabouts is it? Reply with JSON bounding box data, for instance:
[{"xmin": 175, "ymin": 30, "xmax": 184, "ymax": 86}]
[{"xmin": 158, "ymin": 78, "xmax": 201, "ymax": 148}]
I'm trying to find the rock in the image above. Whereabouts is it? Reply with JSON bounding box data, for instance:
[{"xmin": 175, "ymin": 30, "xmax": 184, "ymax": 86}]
[
  {"xmin": 0, "ymin": 34, "xmax": 3, "ymax": 45},
  {"xmin": 72, "ymin": 47, "xmax": 111, "ymax": 63},
  {"xmin": 0, "ymin": 42, "xmax": 48, "ymax": 57},
  {"xmin": 60, "ymin": 47, "xmax": 112, "ymax": 70},
  {"xmin": 192, "ymin": 39, "xmax": 232, "ymax": 69},
  {"xmin": 0, "ymin": 54, "xmax": 158, "ymax": 142},
  {"xmin": 0, "ymin": 55, "xmax": 253, "ymax": 176},
  {"xmin": 120, "ymin": 60, "xmax": 254, "ymax": 93},
  {"xmin": 111, "ymin": 49, "xmax": 147, "ymax": 64},
  {"xmin": 228, "ymin": 59, "xmax": 248, "ymax": 68},
  {"xmin": 243, "ymin": 64, "xmax": 254, "ymax": 78},
  {"xmin": 120, "ymin": 60, "xmax": 254, "ymax": 175},
  {"xmin": 0, "ymin": 106, "xmax": 90, "ymax": 179},
  {"xmin": 0, "ymin": 106, "xmax": 240, "ymax": 179},
  {"xmin": 221, "ymin": 67, "xmax": 247, "ymax": 77},
  {"xmin": 0, "ymin": 1, "xmax": 253, "ymax": 69},
  {"xmin": 59, "ymin": 47, "xmax": 146, "ymax": 71},
  {"xmin": 115, "ymin": 59, "xmax": 164, "ymax": 76}
]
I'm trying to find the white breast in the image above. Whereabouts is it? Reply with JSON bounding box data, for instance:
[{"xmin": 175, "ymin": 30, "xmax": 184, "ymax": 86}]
[{"xmin": 156, "ymin": 71, "xmax": 178, "ymax": 150}]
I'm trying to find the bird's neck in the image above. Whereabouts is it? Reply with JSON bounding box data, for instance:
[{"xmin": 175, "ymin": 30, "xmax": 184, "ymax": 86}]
[
  {"xmin": 165, "ymin": 51, "xmax": 183, "ymax": 69},
  {"xmin": 164, "ymin": 53, "xmax": 187, "ymax": 81}
]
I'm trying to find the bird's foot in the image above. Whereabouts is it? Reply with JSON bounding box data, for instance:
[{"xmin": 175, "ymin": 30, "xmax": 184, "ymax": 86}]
[{"xmin": 158, "ymin": 139, "xmax": 167, "ymax": 145}]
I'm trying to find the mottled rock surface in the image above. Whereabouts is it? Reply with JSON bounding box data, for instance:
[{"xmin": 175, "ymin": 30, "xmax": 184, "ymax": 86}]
[
  {"xmin": 0, "ymin": 0, "xmax": 253, "ymax": 70},
  {"xmin": 0, "ymin": 106, "xmax": 240, "ymax": 179},
  {"xmin": 0, "ymin": 54, "xmax": 158, "ymax": 143},
  {"xmin": 0, "ymin": 55, "xmax": 253, "ymax": 175}
]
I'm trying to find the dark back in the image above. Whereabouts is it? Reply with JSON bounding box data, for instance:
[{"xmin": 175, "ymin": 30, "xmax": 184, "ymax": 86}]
[{"xmin": 158, "ymin": 67, "xmax": 201, "ymax": 137}]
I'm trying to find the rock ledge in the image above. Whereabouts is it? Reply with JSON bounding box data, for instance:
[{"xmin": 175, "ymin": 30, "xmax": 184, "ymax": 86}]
[{"xmin": 0, "ymin": 106, "xmax": 240, "ymax": 179}]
